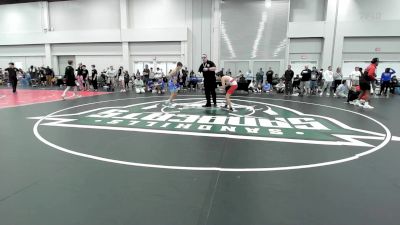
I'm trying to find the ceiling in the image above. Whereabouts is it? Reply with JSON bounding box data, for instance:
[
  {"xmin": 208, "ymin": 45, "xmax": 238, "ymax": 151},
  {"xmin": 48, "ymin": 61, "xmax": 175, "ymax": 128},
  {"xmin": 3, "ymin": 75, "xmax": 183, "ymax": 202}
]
[{"xmin": 0, "ymin": 0, "xmax": 67, "ymax": 5}]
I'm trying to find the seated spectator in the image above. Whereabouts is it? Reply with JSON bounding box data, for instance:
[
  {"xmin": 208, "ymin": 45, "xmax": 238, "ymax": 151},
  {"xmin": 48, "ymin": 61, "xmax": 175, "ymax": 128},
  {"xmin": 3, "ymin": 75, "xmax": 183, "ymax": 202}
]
[
  {"xmin": 188, "ymin": 70, "xmax": 198, "ymax": 90},
  {"xmin": 248, "ymin": 80, "xmax": 256, "ymax": 93},
  {"xmin": 134, "ymin": 76, "xmax": 145, "ymax": 94},
  {"xmin": 147, "ymin": 79, "xmax": 154, "ymax": 92},
  {"xmin": 335, "ymin": 80, "xmax": 349, "ymax": 98},
  {"xmin": 263, "ymin": 83, "xmax": 272, "ymax": 93},
  {"xmin": 275, "ymin": 79, "xmax": 285, "ymax": 93},
  {"xmin": 271, "ymin": 74, "xmax": 280, "ymax": 86},
  {"xmin": 153, "ymin": 72, "xmax": 165, "ymax": 94}
]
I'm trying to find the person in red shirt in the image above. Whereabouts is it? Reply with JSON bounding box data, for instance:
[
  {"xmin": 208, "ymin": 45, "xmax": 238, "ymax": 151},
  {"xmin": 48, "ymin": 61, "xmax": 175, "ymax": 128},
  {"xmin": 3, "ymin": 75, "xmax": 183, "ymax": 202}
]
[{"xmin": 355, "ymin": 58, "xmax": 379, "ymax": 109}]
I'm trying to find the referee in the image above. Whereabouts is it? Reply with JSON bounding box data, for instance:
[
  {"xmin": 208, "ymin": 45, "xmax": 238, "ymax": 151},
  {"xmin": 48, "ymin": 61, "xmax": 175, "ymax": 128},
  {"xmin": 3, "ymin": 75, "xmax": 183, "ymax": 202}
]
[{"xmin": 198, "ymin": 54, "xmax": 217, "ymax": 107}]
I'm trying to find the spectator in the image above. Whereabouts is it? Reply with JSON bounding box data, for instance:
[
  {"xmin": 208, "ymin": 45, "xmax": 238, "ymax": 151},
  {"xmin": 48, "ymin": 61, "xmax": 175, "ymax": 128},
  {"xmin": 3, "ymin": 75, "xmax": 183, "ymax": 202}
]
[
  {"xmin": 292, "ymin": 74, "xmax": 301, "ymax": 91},
  {"xmin": 320, "ymin": 66, "xmax": 334, "ymax": 96},
  {"xmin": 335, "ymin": 80, "xmax": 349, "ymax": 98},
  {"xmin": 299, "ymin": 65, "xmax": 312, "ymax": 96},
  {"xmin": 91, "ymin": 65, "xmax": 98, "ymax": 92},
  {"xmin": 310, "ymin": 66, "xmax": 318, "ymax": 95},
  {"xmin": 238, "ymin": 70, "xmax": 244, "ymax": 79},
  {"xmin": 118, "ymin": 69, "xmax": 127, "ymax": 93},
  {"xmin": 350, "ymin": 66, "xmax": 361, "ymax": 86},
  {"xmin": 106, "ymin": 66, "xmax": 117, "ymax": 91},
  {"xmin": 272, "ymin": 74, "xmax": 280, "ymax": 86},
  {"xmin": 333, "ymin": 67, "xmax": 343, "ymax": 96},
  {"xmin": 256, "ymin": 68, "xmax": 264, "ymax": 90},
  {"xmin": 81, "ymin": 65, "xmax": 89, "ymax": 91},
  {"xmin": 283, "ymin": 65, "xmax": 294, "ymax": 96},
  {"xmin": 238, "ymin": 71, "xmax": 246, "ymax": 83},
  {"xmin": 135, "ymin": 69, "xmax": 140, "ymax": 80},
  {"xmin": 188, "ymin": 70, "xmax": 198, "ymax": 91},
  {"xmin": 266, "ymin": 67, "xmax": 274, "ymax": 85},
  {"xmin": 134, "ymin": 76, "xmax": 145, "ymax": 94},
  {"xmin": 124, "ymin": 71, "xmax": 130, "ymax": 91},
  {"xmin": 245, "ymin": 70, "xmax": 253, "ymax": 82},
  {"xmin": 181, "ymin": 67, "xmax": 188, "ymax": 88},
  {"xmin": 317, "ymin": 68, "xmax": 324, "ymax": 91},
  {"xmin": 143, "ymin": 65, "xmax": 150, "ymax": 91},
  {"xmin": 275, "ymin": 79, "xmax": 285, "ymax": 93},
  {"xmin": 46, "ymin": 66, "xmax": 53, "ymax": 87},
  {"xmin": 39, "ymin": 67, "xmax": 46, "ymax": 86},
  {"xmin": 390, "ymin": 75, "xmax": 398, "ymax": 94},
  {"xmin": 379, "ymin": 68, "xmax": 395, "ymax": 96},
  {"xmin": 28, "ymin": 66, "xmax": 38, "ymax": 85}
]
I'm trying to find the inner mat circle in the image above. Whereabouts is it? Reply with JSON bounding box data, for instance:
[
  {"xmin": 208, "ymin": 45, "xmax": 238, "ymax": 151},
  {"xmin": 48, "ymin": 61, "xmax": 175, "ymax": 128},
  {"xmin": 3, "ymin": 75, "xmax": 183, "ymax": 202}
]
[{"xmin": 33, "ymin": 96, "xmax": 391, "ymax": 172}]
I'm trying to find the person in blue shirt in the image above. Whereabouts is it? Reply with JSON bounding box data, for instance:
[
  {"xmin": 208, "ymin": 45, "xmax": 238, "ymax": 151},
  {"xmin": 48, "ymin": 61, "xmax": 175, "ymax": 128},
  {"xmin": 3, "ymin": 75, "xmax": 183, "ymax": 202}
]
[{"xmin": 379, "ymin": 68, "xmax": 396, "ymax": 95}]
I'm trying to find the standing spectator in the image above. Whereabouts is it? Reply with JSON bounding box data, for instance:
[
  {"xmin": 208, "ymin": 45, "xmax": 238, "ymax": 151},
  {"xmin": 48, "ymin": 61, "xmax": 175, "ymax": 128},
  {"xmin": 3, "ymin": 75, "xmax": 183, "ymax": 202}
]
[
  {"xmin": 150, "ymin": 67, "xmax": 155, "ymax": 80},
  {"xmin": 5, "ymin": 62, "xmax": 18, "ymax": 93},
  {"xmin": 117, "ymin": 66, "xmax": 124, "ymax": 88},
  {"xmin": 39, "ymin": 67, "xmax": 46, "ymax": 86},
  {"xmin": 350, "ymin": 67, "xmax": 361, "ymax": 86},
  {"xmin": 379, "ymin": 68, "xmax": 395, "ymax": 96},
  {"xmin": 320, "ymin": 66, "xmax": 334, "ymax": 96},
  {"xmin": 237, "ymin": 70, "xmax": 244, "ymax": 78},
  {"xmin": 81, "ymin": 65, "xmax": 89, "ymax": 91},
  {"xmin": 299, "ymin": 65, "xmax": 312, "ymax": 96},
  {"xmin": 61, "ymin": 60, "xmax": 79, "ymax": 100},
  {"xmin": 45, "ymin": 66, "xmax": 53, "ymax": 87},
  {"xmin": 266, "ymin": 67, "xmax": 274, "ymax": 85},
  {"xmin": 317, "ymin": 68, "xmax": 324, "ymax": 91},
  {"xmin": 310, "ymin": 66, "xmax": 318, "ymax": 95},
  {"xmin": 181, "ymin": 67, "xmax": 188, "ymax": 87},
  {"xmin": 118, "ymin": 69, "xmax": 127, "ymax": 93},
  {"xmin": 91, "ymin": 65, "xmax": 98, "ymax": 92},
  {"xmin": 333, "ymin": 67, "xmax": 343, "ymax": 96},
  {"xmin": 28, "ymin": 65, "xmax": 37, "ymax": 83},
  {"xmin": 124, "ymin": 71, "xmax": 130, "ymax": 91},
  {"xmin": 283, "ymin": 65, "xmax": 294, "ymax": 96},
  {"xmin": 19, "ymin": 69, "xmax": 28, "ymax": 88},
  {"xmin": 143, "ymin": 65, "xmax": 150, "ymax": 91},
  {"xmin": 106, "ymin": 66, "xmax": 117, "ymax": 91},
  {"xmin": 76, "ymin": 63, "xmax": 83, "ymax": 88},
  {"xmin": 256, "ymin": 68, "xmax": 264, "ymax": 89},
  {"xmin": 198, "ymin": 54, "xmax": 217, "ymax": 107},
  {"xmin": 135, "ymin": 69, "xmax": 140, "ymax": 80},
  {"xmin": 292, "ymin": 75, "xmax": 301, "ymax": 91},
  {"xmin": 76, "ymin": 63, "xmax": 84, "ymax": 90},
  {"xmin": 245, "ymin": 70, "xmax": 254, "ymax": 82}
]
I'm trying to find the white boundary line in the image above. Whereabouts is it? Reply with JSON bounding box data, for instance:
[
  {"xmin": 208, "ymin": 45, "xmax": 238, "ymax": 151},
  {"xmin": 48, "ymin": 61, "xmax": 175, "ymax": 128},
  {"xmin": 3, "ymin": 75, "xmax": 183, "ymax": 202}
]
[{"xmin": 32, "ymin": 95, "xmax": 392, "ymax": 172}]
